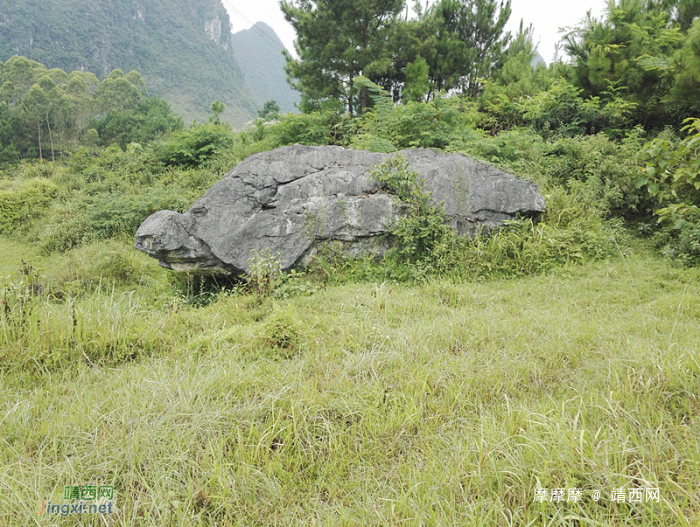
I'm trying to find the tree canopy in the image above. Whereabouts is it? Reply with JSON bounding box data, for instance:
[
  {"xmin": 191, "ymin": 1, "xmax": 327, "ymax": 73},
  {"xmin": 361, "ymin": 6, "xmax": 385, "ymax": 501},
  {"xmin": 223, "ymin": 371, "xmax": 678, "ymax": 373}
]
[
  {"xmin": 0, "ymin": 56, "xmax": 183, "ymax": 162},
  {"xmin": 281, "ymin": 0, "xmax": 405, "ymax": 115}
]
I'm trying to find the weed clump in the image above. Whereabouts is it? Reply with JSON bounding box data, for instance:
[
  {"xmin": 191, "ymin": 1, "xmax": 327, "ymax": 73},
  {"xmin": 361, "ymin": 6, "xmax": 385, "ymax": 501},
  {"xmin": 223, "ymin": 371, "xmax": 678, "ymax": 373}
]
[
  {"xmin": 247, "ymin": 248, "xmax": 283, "ymax": 297},
  {"xmin": 260, "ymin": 307, "xmax": 301, "ymax": 358}
]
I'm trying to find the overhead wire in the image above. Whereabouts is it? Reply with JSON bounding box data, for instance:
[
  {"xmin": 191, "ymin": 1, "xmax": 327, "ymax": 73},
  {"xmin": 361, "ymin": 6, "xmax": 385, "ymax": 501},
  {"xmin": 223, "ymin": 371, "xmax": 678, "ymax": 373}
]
[{"xmin": 219, "ymin": 0, "xmax": 292, "ymax": 53}]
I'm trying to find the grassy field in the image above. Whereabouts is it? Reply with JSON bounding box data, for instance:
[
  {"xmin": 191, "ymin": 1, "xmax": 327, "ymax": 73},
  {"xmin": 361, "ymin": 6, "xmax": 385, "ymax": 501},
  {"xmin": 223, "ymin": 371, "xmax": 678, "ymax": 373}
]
[
  {"xmin": 0, "ymin": 237, "xmax": 700, "ymax": 526},
  {"xmin": 0, "ymin": 237, "xmax": 699, "ymax": 526}
]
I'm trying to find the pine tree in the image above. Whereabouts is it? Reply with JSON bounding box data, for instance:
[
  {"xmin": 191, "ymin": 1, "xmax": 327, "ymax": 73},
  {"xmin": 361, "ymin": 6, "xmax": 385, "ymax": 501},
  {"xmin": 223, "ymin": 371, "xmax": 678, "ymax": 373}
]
[{"xmin": 281, "ymin": 0, "xmax": 405, "ymax": 115}]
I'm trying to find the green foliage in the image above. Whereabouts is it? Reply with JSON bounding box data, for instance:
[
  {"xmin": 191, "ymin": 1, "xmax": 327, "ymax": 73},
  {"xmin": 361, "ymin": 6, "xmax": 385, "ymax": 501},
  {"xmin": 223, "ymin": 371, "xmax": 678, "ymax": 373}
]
[
  {"xmin": 209, "ymin": 101, "xmax": 225, "ymax": 124},
  {"xmin": 353, "ymin": 85, "xmax": 478, "ymax": 151},
  {"xmin": 0, "ymin": 0, "xmax": 260, "ymax": 126},
  {"xmin": 247, "ymin": 248, "xmax": 283, "ymax": 297},
  {"xmin": 641, "ymin": 118, "xmax": 700, "ymax": 206},
  {"xmin": 41, "ymin": 240, "xmax": 167, "ymax": 298},
  {"xmin": 402, "ymin": 57, "xmax": 430, "ymax": 103},
  {"xmin": 670, "ymin": 18, "xmax": 700, "ymax": 112},
  {"xmin": 281, "ymin": 0, "xmax": 405, "ymax": 115},
  {"xmin": 257, "ymin": 99, "xmax": 280, "ymax": 121},
  {"xmin": 562, "ymin": 0, "xmax": 695, "ymax": 129},
  {"xmin": 446, "ymin": 217, "xmax": 617, "ymax": 280},
  {"xmin": 91, "ymin": 97, "xmax": 184, "ymax": 149},
  {"xmin": 0, "ymin": 178, "xmax": 57, "ymax": 233},
  {"xmin": 640, "ymin": 117, "xmax": 700, "ymax": 263},
  {"xmin": 86, "ymin": 190, "xmax": 191, "ymax": 239},
  {"xmin": 541, "ymin": 129, "xmax": 650, "ymax": 217},
  {"xmin": 260, "ymin": 306, "xmax": 301, "ymax": 356},
  {"xmin": 0, "ymin": 56, "xmax": 183, "ymax": 162},
  {"xmin": 425, "ymin": 0, "xmax": 512, "ymax": 97},
  {"xmin": 265, "ymin": 111, "xmax": 350, "ymax": 147},
  {"xmin": 156, "ymin": 123, "xmax": 234, "ymax": 168},
  {"xmin": 0, "ymin": 260, "xmax": 41, "ymax": 341},
  {"xmin": 370, "ymin": 154, "xmax": 454, "ymax": 264}
]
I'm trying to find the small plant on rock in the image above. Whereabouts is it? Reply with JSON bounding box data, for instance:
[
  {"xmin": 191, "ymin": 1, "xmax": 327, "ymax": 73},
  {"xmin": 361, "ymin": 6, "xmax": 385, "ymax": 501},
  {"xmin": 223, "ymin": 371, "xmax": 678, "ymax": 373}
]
[{"xmin": 369, "ymin": 154, "xmax": 455, "ymax": 264}]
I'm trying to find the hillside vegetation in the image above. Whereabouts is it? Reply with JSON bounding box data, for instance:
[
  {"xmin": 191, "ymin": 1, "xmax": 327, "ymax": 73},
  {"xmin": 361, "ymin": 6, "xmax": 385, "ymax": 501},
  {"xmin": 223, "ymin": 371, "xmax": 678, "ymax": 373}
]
[
  {"xmin": 0, "ymin": 0, "xmax": 699, "ymax": 524},
  {"xmin": 0, "ymin": 0, "xmax": 297, "ymax": 125}
]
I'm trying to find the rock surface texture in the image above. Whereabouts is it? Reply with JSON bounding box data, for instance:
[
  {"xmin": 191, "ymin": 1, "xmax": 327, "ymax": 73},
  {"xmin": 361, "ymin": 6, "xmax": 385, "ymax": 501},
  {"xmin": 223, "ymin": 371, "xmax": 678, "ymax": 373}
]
[{"xmin": 134, "ymin": 145, "xmax": 546, "ymax": 275}]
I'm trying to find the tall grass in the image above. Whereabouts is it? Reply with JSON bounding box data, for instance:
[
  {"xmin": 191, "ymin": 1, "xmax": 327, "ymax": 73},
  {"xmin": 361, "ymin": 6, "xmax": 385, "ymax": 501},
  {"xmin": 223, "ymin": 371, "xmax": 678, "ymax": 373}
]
[{"xmin": 1, "ymin": 245, "xmax": 698, "ymax": 525}]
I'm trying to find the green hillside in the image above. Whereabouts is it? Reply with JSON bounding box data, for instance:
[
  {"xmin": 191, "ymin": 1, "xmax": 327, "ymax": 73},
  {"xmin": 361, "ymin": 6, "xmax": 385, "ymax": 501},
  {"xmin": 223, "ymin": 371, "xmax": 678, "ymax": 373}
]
[
  {"xmin": 0, "ymin": 0, "xmax": 259, "ymax": 125},
  {"xmin": 232, "ymin": 22, "xmax": 300, "ymax": 114}
]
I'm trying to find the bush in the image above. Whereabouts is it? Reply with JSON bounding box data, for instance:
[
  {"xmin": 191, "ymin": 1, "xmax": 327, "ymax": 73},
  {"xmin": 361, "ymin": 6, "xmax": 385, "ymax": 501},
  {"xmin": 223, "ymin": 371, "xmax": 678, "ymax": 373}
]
[
  {"xmin": 369, "ymin": 154, "xmax": 454, "ymax": 265},
  {"xmin": 40, "ymin": 240, "xmax": 168, "ymax": 298},
  {"xmin": 352, "ymin": 96, "xmax": 478, "ymax": 152},
  {"xmin": 246, "ymin": 248, "xmax": 283, "ymax": 297},
  {"xmin": 85, "ymin": 189, "xmax": 190, "ymax": 239},
  {"xmin": 157, "ymin": 123, "xmax": 234, "ymax": 168},
  {"xmin": 260, "ymin": 307, "xmax": 301, "ymax": 357},
  {"xmin": 91, "ymin": 97, "xmax": 184, "ymax": 149},
  {"xmin": 265, "ymin": 111, "xmax": 351, "ymax": 147},
  {"xmin": 38, "ymin": 188, "xmax": 190, "ymax": 252},
  {"xmin": 0, "ymin": 178, "xmax": 57, "ymax": 233},
  {"xmin": 640, "ymin": 118, "xmax": 700, "ymax": 264},
  {"xmin": 39, "ymin": 214, "xmax": 97, "ymax": 253}
]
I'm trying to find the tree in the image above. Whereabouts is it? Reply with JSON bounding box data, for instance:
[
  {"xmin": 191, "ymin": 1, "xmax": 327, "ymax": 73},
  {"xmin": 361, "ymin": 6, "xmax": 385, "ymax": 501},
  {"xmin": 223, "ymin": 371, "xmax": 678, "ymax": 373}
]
[
  {"xmin": 21, "ymin": 84, "xmax": 50, "ymax": 160},
  {"xmin": 670, "ymin": 18, "xmax": 700, "ymax": 114},
  {"xmin": 0, "ymin": 56, "xmax": 48, "ymax": 107},
  {"xmin": 258, "ymin": 99, "xmax": 281, "ymax": 120},
  {"xmin": 563, "ymin": 0, "xmax": 685, "ymax": 127},
  {"xmin": 94, "ymin": 70, "xmax": 141, "ymax": 115},
  {"xmin": 91, "ymin": 97, "xmax": 184, "ymax": 148},
  {"xmin": 210, "ymin": 100, "xmax": 225, "ymax": 124},
  {"xmin": 425, "ymin": 0, "xmax": 512, "ymax": 97},
  {"xmin": 281, "ymin": 0, "xmax": 405, "ymax": 115},
  {"xmin": 0, "ymin": 102, "xmax": 20, "ymax": 164},
  {"xmin": 402, "ymin": 56, "xmax": 430, "ymax": 102},
  {"xmin": 66, "ymin": 72, "xmax": 96, "ymax": 147},
  {"xmin": 659, "ymin": 0, "xmax": 700, "ymax": 31}
]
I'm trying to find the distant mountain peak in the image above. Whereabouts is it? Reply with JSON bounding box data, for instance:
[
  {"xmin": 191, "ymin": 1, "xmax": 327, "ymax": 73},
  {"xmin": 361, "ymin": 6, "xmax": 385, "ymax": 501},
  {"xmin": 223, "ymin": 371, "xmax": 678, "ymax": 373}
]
[{"xmin": 231, "ymin": 22, "xmax": 299, "ymax": 115}]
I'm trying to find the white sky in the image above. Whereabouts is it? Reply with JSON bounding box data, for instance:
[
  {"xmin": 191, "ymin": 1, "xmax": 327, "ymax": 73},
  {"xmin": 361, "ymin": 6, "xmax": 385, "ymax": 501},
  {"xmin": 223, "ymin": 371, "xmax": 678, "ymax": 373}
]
[{"xmin": 223, "ymin": 0, "xmax": 610, "ymax": 64}]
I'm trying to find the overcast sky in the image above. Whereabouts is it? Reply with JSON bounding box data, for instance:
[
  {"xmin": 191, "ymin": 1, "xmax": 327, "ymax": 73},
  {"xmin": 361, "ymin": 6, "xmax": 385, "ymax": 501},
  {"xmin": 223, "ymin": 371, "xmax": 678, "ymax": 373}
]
[{"xmin": 222, "ymin": 0, "xmax": 610, "ymax": 64}]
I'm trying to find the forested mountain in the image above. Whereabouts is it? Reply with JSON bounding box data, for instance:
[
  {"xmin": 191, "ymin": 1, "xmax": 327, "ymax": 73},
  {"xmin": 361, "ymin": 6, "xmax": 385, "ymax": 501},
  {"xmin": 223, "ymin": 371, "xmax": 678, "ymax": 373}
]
[
  {"xmin": 0, "ymin": 0, "xmax": 294, "ymax": 125},
  {"xmin": 232, "ymin": 22, "xmax": 300, "ymax": 114}
]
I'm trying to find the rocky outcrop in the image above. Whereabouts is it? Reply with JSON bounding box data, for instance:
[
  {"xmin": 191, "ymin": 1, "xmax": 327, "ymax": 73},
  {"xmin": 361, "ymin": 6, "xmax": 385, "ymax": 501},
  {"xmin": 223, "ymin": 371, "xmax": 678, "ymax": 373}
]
[{"xmin": 134, "ymin": 145, "xmax": 546, "ymax": 275}]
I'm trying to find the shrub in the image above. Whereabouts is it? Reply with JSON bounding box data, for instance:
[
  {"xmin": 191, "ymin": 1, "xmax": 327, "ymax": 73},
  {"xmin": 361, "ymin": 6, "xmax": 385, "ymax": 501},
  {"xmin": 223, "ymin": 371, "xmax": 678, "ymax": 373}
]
[
  {"xmin": 157, "ymin": 123, "xmax": 234, "ymax": 168},
  {"xmin": 369, "ymin": 154, "xmax": 454, "ymax": 264},
  {"xmin": 260, "ymin": 307, "xmax": 301, "ymax": 357},
  {"xmin": 265, "ymin": 111, "xmax": 352, "ymax": 147},
  {"xmin": 0, "ymin": 261, "xmax": 41, "ymax": 340},
  {"xmin": 352, "ymin": 95, "xmax": 478, "ymax": 152},
  {"xmin": 639, "ymin": 118, "xmax": 700, "ymax": 264},
  {"xmin": 91, "ymin": 96, "xmax": 184, "ymax": 149},
  {"xmin": 41, "ymin": 240, "xmax": 167, "ymax": 298},
  {"xmin": 0, "ymin": 179, "xmax": 57, "ymax": 233},
  {"xmin": 85, "ymin": 190, "xmax": 190, "ymax": 239},
  {"xmin": 38, "ymin": 188, "xmax": 190, "ymax": 252},
  {"xmin": 39, "ymin": 214, "xmax": 97, "ymax": 253}
]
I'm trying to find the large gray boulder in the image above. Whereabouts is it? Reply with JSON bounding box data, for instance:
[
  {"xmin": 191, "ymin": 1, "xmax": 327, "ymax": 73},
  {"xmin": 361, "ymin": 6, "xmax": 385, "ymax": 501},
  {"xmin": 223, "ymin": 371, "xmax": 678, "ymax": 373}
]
[{"xmin": 134, "ymin": 145, "xmax": 545, "ymax": 275}]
